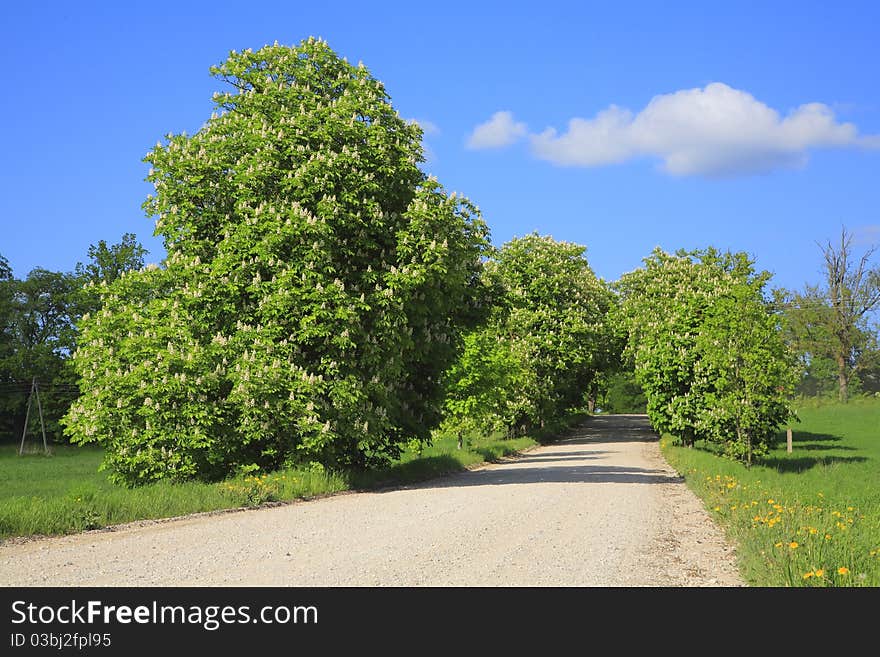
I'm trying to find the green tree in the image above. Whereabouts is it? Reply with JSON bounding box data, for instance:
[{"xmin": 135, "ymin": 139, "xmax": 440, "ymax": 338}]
[
  {"xmin": 0, "ymin": 255, "xmax": 17, "ymax": 438},
  {"xmin": 63, "ymin": 39, "xmax": 491, "ymax": 485},
  {"xmin": 74, "ymin": 233, "xmax": 150, "ymax": 319},
  {"xmin": 597, "ymin": 371, "xmax": 647, "ymax": 414},
  {"xmin": 778, "ymin": 227, "xmax": 880, "ymax": 402},
  {"xmin": 75, "ymin": 233, "xmax": 148, "ymax": 286},
  {"xmin": 694, "ymin": 282, "xmax": 797, "ymax": 465},
  {"xmin": 442, "ymin": 233, "xmax": 616, "ymax": 438},
  {"xmin": 440, "ymin": 323, "xmax": 534, "ymax": 445},
  {"xmin": 0, "ymin": 267, "xmax": 82, "ymax": 441},
  {"xmin": 618, "ymin": 247, "xmax": 795, "ymax": 464},
  {"xmin": 0, "ymin": 255, "xmax": 13, "ymax": 365},
  {"xmin": 492, "ymin": 234, "xmax": 616, "ymax": 429}
]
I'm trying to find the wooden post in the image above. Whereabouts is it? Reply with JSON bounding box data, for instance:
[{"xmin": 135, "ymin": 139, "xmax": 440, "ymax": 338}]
[
  {"xmin": 18, "ymin": 379, "xmax": 34, "ymax": 455},
  {"xmin": 18, "ymin": 378, "xmax": 49, "ymax": 455},
  {"xmin": 786, "ymin": 427, "xmax": 793, "ymax": 454},
  {"xmin": 34, "ymin": 379, "xmax": 49, "ymax": 454}
]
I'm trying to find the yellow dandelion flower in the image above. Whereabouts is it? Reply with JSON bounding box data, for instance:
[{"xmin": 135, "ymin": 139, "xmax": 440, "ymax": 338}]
[
  {"xmin": 825, "ymin": 534, "xmax": 832, "ymax": 540},
  {"xmin": 809, "ymin": 527, "xmax": 818, "ymax": 535},
  {"xmin": 815, "ymin": 569, "xmax": 825, "ymax": 577},
  {"xmin": 774, "ymin": 542, "xmax": 783, "ymax": 548},
  {"xmin": 789, "ymin": 542, "xmax": 799, "ymax": 549},
  {"xmin": 768, "ymin": 499, "xmax": 775, "ymax": 504},
  {"xmin": 714, "ymin": 506, "xmax": 721, "ymax": 511},
  {"xmin": 803, "ymin": 571, "xmax": 814, "ymax": 579},
  {"xmin": 847, "ymin": 506, "xmax": 854, "ymax": 511},
  {"xmin": 837, "ymin": 567, "xmax": 849, "ymax": 575}
]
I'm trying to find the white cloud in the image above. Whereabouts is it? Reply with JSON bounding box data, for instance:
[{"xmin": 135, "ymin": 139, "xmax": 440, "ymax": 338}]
[
  {"xmin": 529, "ymin": 82, "xmax": 879, "ymax": 177},
  {"xmin": 466, "ymin": 111, "xmax": 528, "ymax": 149}
]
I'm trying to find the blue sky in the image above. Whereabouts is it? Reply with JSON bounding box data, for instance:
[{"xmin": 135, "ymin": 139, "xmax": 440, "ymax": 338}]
[{"xmin": 1, "ymin": 0, "xmax": 878, "ymax": 293}]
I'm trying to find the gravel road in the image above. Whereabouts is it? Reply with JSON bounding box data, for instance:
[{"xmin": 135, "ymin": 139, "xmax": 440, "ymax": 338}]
[{"xmin": 0, "ymin": 414, "xmax": 744, "ymax": 587}]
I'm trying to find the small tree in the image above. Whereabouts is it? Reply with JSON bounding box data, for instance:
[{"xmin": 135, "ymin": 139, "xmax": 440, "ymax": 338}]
[
  {"xmin": 694, "ymin": 283, "xmax": 797, "ymax": 465},
  {"xmin": 440, "ymin": 324, "xmax": 534, "ymax": 445}
]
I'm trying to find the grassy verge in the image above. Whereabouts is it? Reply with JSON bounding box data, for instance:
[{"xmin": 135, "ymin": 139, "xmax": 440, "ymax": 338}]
[
  {"xmin": 660, "ymin": 396, "xmax": 880, "ymax": 587},
  {"xmin": 0, "ymin": 411, "xmax": 586, "ymax": 541}
]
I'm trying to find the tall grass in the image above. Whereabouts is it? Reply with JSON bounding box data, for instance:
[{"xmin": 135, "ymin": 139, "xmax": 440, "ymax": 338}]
[{"xmin": 661, "ymin": 396, "xmax": 880, "ymax": 587}]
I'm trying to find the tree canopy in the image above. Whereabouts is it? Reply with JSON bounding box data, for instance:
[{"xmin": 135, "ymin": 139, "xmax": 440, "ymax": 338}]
[
  {"xmin": 617, "ymin": 247, "xmax": 796, "ymax": 464},
  {"xmin": 62, "ymin": 39, "xmax": 491, "ymax": 485},
  {"xmin": 441, "ymin": 233, "xmax": 617, "ymax": 438}
]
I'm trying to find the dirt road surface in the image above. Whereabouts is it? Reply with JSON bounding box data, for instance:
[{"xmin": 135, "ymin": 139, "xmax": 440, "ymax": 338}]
[{"xmin": 0, "ymin": 415, "xmax": 744, "ymax": 586}]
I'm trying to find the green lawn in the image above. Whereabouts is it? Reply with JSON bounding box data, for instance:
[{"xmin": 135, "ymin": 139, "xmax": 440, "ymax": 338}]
[
  {"xmin": 0, "ymin": 416, "xmax": 573, "ymax": 541},
  {"xmin": 661, "ymin": 396, "xmax": 880, "ymax": 587}
]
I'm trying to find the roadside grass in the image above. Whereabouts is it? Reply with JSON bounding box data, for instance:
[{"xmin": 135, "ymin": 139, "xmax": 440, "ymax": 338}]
[
  {"xmin": 0, "ymin": 444, "xmax": 351, "ymax": 539},
  {"xmin": 660, "ymin": 396, "xmax": 880, "ymax": 587},
  {"xmin": 0, "ymin": 411, "xmax": 586, "ymax": 541}
]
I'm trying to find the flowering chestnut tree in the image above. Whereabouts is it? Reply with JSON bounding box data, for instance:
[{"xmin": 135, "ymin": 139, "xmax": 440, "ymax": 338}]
[
  {"xmin": 62, "ymin": 39, "xmax": 491, "ymax": 485},
  {"xmin": 442, "ymin": 234, "xmax": 616, "ymax": 437},
  {"xmin": 617, "ymin": 247, "xmax": 796, "ymax": 464}
]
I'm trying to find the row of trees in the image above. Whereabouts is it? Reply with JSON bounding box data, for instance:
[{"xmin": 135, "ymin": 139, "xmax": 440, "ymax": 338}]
[
  {"xmin": 7, "ymin": 39, "xmax": 875, "ymax": 485},
  {"xmin": 56, "ymin": 40, "xmax": 627, "ymax": 486}
]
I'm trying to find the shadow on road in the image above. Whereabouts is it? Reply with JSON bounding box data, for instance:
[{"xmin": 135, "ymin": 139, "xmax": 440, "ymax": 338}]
[
  {"xmin": 563, "ymin": 414, "xmax": 658, "ymax": 444},
  {"xmin": 395, "ymin": 414, "xmax": 683, "ymax": 491},
  {"xmin": 424, "ymin": 463, "xmax": 680, "ymax": 488}
]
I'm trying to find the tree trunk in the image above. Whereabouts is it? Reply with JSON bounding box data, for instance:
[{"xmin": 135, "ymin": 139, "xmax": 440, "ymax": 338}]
[
  {"xmin": 746, "ymin": 431, "xmax": 752, "ymax": 468},
  {"xmin": 683, "ymin": 427, "xmax": 694, "ymax": 448},
  {"xmin": 836, "ymin": 352, "xmax": 849, "ymax": 403},
  {"xmin": 457, "ymin": 430, "xmax": 463, "ymax": 450}
]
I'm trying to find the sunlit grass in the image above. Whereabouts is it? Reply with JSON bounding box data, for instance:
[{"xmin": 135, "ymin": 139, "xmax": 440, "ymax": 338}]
[
  {"xmin": 661, "ymin": 396, "xmax": 880, "ymax": 587},
  {"xmin": 0, "ymin": 412, "xmax": 585, "ymax": 541}
]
